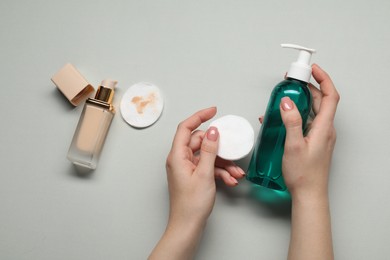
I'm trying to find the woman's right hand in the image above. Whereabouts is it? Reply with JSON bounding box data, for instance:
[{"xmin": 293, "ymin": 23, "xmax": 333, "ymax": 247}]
[
  {"xmin": 280, "ymin": 64, "xmax": 340, "ymax": 199},
  {"xmin": 279, "ymin": 64, "xmax": 339, "ymax": 260}
]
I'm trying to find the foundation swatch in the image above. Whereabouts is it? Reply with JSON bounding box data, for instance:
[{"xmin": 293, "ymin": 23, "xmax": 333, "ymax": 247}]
[{"xmin": 131, "ymin": 92, "xmax": 157, "ymax": 114}]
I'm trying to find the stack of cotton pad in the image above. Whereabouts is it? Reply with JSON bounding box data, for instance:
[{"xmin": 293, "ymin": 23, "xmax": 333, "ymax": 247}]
[
  {"xmin": 120, "ymin": 82, "xmax": 164, "ymax": 128},
  {"xmin": 209, "ymin": 115, "xmax": 255, "ymax": 160}
]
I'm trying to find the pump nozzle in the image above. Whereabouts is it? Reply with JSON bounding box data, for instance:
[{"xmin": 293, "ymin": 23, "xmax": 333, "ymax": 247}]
[{"xmin": 281, "ymin": 43, "xmax": 316, "ymax": 83}]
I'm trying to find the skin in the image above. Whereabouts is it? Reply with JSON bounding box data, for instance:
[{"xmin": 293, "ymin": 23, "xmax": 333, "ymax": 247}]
[
  {"xmin": 281, "ymin": 64, "xmax": 339, "ymax": 260},
  {"xmin": 148, "ymin": 107, "xmax": 245, "ymax": 260},
  {"xmin": 149, "ymin": 64, "xmax": 339, "ymax": 260}
]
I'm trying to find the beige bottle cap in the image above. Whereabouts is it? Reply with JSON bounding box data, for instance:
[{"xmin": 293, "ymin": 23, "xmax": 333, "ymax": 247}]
[{"xmin": 51, "ymin": 63, "xmax": 95, "ymax": 106}]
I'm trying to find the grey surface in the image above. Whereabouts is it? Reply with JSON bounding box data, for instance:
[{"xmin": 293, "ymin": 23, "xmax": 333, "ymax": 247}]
[{"xmin": 1, "ymin": 0, "xmax": 390, "ymax": 259}]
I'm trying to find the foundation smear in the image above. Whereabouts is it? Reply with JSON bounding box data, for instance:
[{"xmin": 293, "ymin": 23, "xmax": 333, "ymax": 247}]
[
  {"xmin": 120, "ymin": 82, "xmax": 164, "ymax": 128},
  {"xmin": 131, "ymin": 92, "xmax": 157, "ymax": 114}
]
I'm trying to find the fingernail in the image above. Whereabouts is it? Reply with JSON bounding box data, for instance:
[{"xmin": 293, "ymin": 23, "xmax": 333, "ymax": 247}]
[
  {"xmin": 231, "ymin": 176, "xmax": 238, "ymax": 185},
  {"xmin": 281, "ymin": 97, "xmax": 294, "ymax": 111},
  {"xmin": 207, "ymin": 126, "xmax": 219, "ymax": 141},
  {"xmin": 237, "ymin": 166, "xmax": 245, "ymax": 176}
]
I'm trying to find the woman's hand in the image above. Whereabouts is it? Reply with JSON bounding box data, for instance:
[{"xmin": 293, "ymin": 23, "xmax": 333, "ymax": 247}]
[
  {"xmin": 149, "ymin": 107, "xmax": 245, "ymax": 260},
  {"xmin": 167, "ymin": 107, "xmax": 245, "ymax": 224},
  {"xmin": 280, "ymin": 64, "xmax": 339, "ymax": 260},
  {"xmin": 280, "ymin": 63, "xmax": 340, "ymax": 199}
]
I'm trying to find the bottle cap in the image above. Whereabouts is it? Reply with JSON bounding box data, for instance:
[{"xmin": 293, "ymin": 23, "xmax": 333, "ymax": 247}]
[
  {"xmin": 281, "ymin": 43, "xmax": 316, "ymax": 83},
  {"xmin": 120, "ymin": 82, "xmax": 164, "ymax": 128},
  {"xmin": 51, "ymin": 63, "xmax": 94, "ymax": 106},
  {"xmin": 209, "ymin": 115, "xmax": 254, "ymax": 161}
]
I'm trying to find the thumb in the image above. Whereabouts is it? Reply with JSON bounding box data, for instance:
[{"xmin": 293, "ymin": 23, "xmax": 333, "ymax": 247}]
[
  {"xmin": 197, "ymin": 127, "xmax": 219, "ymax": 177},
  {"xmin": 280, "ymin": 97, "xmax": 304, "ymax": 148}
]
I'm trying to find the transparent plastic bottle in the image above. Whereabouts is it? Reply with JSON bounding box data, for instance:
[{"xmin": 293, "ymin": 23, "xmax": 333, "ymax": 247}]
[{"xmin": 246, "ymin": 44, "xmax": 315, "ymax": 190}]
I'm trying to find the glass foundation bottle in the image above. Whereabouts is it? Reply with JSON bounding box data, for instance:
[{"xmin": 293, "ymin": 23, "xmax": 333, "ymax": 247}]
[{"xmin": 67, "ymin": 80, "xmax": 117, "ymax": 169}]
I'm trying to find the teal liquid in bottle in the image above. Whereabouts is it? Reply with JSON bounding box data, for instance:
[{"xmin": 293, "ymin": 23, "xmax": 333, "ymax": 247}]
[
  {"xmin": 247, "ymin": 78, "xmax": 312, "ymax": 190},
  {"xmin": 247, "ymin": 44, "xmax": 316, "ymax": 191}
]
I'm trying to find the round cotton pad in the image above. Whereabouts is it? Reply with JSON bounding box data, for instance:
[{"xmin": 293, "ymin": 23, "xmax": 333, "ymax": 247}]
[
  {"xmin": 120, "ymin": 82, "xmax": 164, "ymax": 128},
  {"xmin": 209, "ymin": 115, "xmax": 255, "ymax": 160}
]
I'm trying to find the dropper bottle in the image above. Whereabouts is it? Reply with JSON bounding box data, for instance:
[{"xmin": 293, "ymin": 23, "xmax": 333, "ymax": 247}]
[
  {"xmin": 67, "ymin": 80, "xmax": 117, "ymax": 169},
  {"xmin": 246, "ymin": 44, "xmax": 316, "ymax": 191}
]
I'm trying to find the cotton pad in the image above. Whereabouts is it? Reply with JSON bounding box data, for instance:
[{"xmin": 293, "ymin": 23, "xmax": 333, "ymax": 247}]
[
  {"xmin": 120, "ymin": 82, "xmax": 164, "ymax": 128},
  {"xmin": 209, "ymin": 115, "xmax": 254, "ymax": 160}
]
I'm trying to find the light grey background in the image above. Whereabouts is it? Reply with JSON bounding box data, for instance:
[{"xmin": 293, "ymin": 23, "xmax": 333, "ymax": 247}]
[{"xmin": 1, "ymin": 0, "xmax": 389, "ymax": 259}]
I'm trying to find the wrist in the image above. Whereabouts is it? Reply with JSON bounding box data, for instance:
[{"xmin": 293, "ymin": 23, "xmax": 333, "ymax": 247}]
[
  {"xmin": 167, "ymin": 213, "xmax": 207, "ymax": 236},
  {"xmin": 288, "ymin": 187, "xmax": 334, "ymax": 260},
  {"xmin": 149, "ymin": 219, "xmax": 206, "ymax": 260},
  {"xmin": 152, "ymin": 216, "xmax": 206, "ymax": 260},
  {"xmin": 290, "ymin": 188, "xmax": 329, "ymax": 207}
]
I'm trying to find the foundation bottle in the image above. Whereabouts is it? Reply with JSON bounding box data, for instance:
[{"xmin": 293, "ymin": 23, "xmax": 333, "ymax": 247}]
[
  {"xmin": 247, "ymin": 44, "xmax": 315, "ymax": 190},
  {"xmin": 67, "ymin": 80, "xmax": 117, "ymax": 169}
]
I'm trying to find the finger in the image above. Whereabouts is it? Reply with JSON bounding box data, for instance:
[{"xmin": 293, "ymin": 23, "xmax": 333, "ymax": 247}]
[
  {"xmin": 172, "ymin": 107, "xmax": 217, "ymax": 150},
  {"xmin": 215, "ymin": 157, "xmax": 246, "ymax": 179},
  {"xmin": 192, "ymin": 155, "xmax": 200, "ymax": 166},
  {"xmin": 258, "ymin": 116, "xmax": 264, "ymax": 124},
  {"xmin": 188, "ymin": 130, "xmax": 205, "ymax": 153},
  {"xmin": 225, "ymin": 165, "xmax": 246, "ymax": 179},
  {"xmin": 312, "ymin": 64, "xmax": 340, "ymax": 122},
  {"xmin": 196, "ymin": 127, "xmax": 219, "ymax": 178},
  {"xmin": 215, "ymin": 168, "xmax": 239, "ymax": 187},
  {"xmin": 308, "ymin": 83, "xmax": 322, "ymax": 115},
  {"xmin": 280, "ymin": 97, "xmax": 305, "ymax": 150}
]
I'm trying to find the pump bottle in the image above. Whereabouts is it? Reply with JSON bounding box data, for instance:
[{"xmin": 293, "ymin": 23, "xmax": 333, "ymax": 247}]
[
  {"xmin": 246, "ymin": 44, "xmax": 316, "ymax": 191},
  {"xmin": 67, "ymin": 80, "xmax": 117, "ymax": 169}
]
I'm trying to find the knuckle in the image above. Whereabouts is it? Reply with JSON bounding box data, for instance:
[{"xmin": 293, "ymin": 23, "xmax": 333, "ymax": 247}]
[
  {"xmin": 177, "ymin": 121, "xmax": 185, "ymax": 131},
  {"xmin": 323, "ymin": 125, "xmax": 337, "ymax": 144},
  {"xmin": 329, "ymin": 127, "xmax": 337, "ymax": 143},
  {"xmin": 201, "ymin": 142, "xmax": 217, "ymax": 155},
  {"xmin": 327, "ymin": 123, "xmax": 335, "ymax": 135},
  {"xmin": 333, "ymin": 90, "xmax": 340, "ymax": 103},
  {"xmin": 285, "ymin": 141, "xmax": 304, "ymax": 154},
  {"xmin": 166, "ymin": 153, "xmax": 174, "ymax": 169},
  {"xmin": 285, "ymin": 113, "xmax": 302, "ymax": 128}
]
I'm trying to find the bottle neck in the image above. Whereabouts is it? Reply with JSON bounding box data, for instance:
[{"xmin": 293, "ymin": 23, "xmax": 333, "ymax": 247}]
[
  {"xmin": 94, "ymin": 86, "xmax": 114, "ymax": 104},
  {"xmin": 286, "ymin": 77, "xmax": 308, "ymax": 86}
]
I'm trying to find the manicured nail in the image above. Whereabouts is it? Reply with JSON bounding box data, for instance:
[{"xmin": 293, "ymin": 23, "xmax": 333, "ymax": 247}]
[
  {"xmin": 281, "ymin": 97, "xmax": 294, "ymax": 111},
  {"xmin": 231, "ymin": 176, "xmax": 239, "ymax": 185},
  {"xmin": 237, "ymin": 166, "xmax": 245, "ymax": 176},
  {"xmin": 207, "ymin": 126, "xmax": 219, "ymax": 141}
]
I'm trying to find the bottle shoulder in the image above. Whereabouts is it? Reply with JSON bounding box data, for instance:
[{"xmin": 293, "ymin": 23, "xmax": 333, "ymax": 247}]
[
  {"xmin": 272, "ymin": 79, "xmax": 310, "ymax": 95},
  {"xmin": 274, "ymin": 78, "xmax": 307, "ymax": 88},
  {"xmin": 268, "ymin": 78, "xmax": 312, "ymax": 110}
]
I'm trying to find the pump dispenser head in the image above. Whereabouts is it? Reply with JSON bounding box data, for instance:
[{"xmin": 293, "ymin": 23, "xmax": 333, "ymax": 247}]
[{"xmin": 281, "ymin": 43, "xmax": 316, "ymax": 83}]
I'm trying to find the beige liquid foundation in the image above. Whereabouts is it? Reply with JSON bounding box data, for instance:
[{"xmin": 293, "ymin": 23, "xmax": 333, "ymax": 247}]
[{"xmin": 67, "ymin": 80, "xmax": 117, "ymax": 169}]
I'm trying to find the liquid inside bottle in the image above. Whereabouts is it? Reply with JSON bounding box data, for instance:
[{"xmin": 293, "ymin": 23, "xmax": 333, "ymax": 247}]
[
  {"xmin": 67, "ymin": 80, "xmax": 117, "ymax": 170},
  {"xmin": 246, "ymin": 78, "xmax": 312, "ymax": 190}
]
